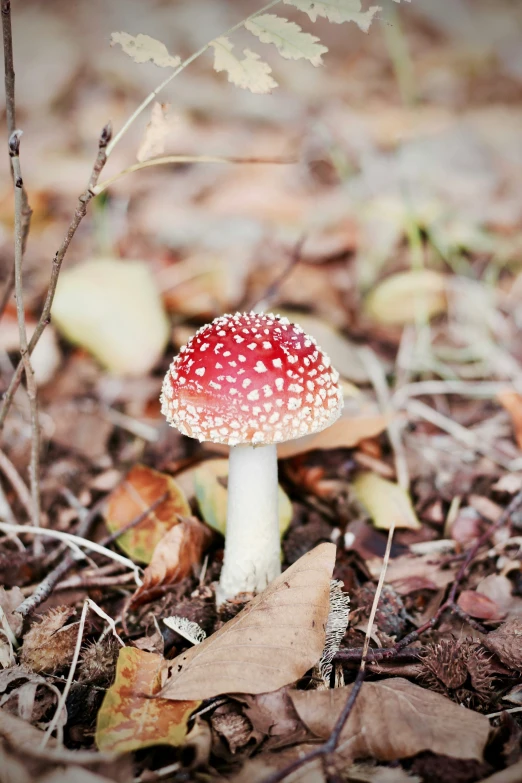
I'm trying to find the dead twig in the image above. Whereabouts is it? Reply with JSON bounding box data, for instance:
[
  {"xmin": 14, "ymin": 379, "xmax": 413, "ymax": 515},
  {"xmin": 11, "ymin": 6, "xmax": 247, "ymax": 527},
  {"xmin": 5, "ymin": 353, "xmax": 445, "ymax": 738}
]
[
  {"xmin": 0, "ymin": 446, "xmax": 32, "ymax": 518},
  {"xmin": 0, "ymin": 0, "xmax": 32, "ymax": 320},
  {"xmin": 0, "ymin": 122, "xmax": 111, "ymax": 432},
  {"xmin": 248, "ymin": 234, "xmax": 306, "ymax": 313},
  {"xmin": 9, "ymin": 130, "xmax": 42, "ymax": 556}
]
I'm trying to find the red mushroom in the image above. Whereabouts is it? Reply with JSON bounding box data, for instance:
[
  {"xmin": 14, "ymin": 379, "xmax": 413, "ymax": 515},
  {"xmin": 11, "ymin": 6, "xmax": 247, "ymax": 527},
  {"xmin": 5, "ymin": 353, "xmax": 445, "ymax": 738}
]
[{"xmin": 161, "ymin": 312, "xmax": 343, "ymax": 602}]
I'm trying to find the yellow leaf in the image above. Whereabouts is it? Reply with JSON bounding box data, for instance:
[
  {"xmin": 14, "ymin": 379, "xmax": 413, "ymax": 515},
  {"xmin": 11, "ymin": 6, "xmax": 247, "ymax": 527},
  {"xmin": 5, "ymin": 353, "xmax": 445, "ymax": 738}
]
[
  {"xmin": 244, "ymin": 15, "xmax": 327, "ymax": 66},
  {"xmin": 160, "ymin": 543, "xmax": 335, "ymax": 700},
  {"xmin": 95, "ymin": 647, "xmax": 199, "ymax": 754},
  {"xmin": 365, "ymin": 270, "xmax": 447, "ymax": 326},
  {"xmin": 192, "ymin": 459, "xmax": 291, "ymax": 537},
  {"xmin": 111, "ymin": 32, "xmax": 180, "ymax": 68},
  {"xmin": 352, "ymin": 472, "xmax": 421, "ymax": 530},
  {"xmin": 105, "ymin": 464, "xmax": 191, "ymax": 563},
  {"xmin": 210, "ymin": 37, "xmax": 277, "ymax": 94},
  {"xmin": 52, "ymin": 258, "xmax": 169, "ymax": 376}
]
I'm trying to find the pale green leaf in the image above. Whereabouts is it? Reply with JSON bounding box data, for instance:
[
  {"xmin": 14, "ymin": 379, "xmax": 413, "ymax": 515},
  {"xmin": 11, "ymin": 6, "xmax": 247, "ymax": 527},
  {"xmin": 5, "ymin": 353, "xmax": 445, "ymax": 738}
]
[
  {"xmin": 210, "ymin": 36, "xmax": 278, "ymax": 94},
  {"xmin": 283, "ymin": 0, "xmax": 380, "ymax": 32},
  {"xmin": 244, "ymin": 14, "xmax": 328, "ymax": 67},
  {"xmin": 365, "ymin": 269, "xmax": 447, "ymax": 326},
  {"xmin": 111, "ymin": 32, "xmax": 181, "ymax": 68},
  {"xmin": 52, "ymin": 258, "xmax": 169, "ymax": 376},
  {"xmin": 352, "ymin": 472, "xmax": 421, "ymax": 530}
]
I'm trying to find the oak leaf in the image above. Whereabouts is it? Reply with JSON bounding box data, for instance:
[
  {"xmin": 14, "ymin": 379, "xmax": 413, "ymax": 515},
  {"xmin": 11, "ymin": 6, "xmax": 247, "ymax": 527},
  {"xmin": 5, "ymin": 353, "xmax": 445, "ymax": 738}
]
[
  {"xmin": 111, "ymin": 32, "xmax": 180, "ymax": 68},
  {"xmin": 284, "ymin": 0, "xmax": 380, "ymax": 31},
  {"xmin": 95, "ymin": 647, "xmax": 199, "ymax": 754},
  {"xmin": 159, "ymin": 543, "xmax": 335, "ymax": 700},
  {"xmin": 105, "ymin": 464, "xmax": 190, "ymax": 563},
  {"xmin": 244, "ymin": 15, "xmax": 327, "ymax": 66},
  {"xmin": 290, "ymin": 678, "xmax": 489, "ymax": 762},
  {"xmin": 130, "ymin": 516, "xmax": 213, "ymax": 606},
  {"xmin": 211, "ymin": 37, "xmax": 277, "ymax": 94}
]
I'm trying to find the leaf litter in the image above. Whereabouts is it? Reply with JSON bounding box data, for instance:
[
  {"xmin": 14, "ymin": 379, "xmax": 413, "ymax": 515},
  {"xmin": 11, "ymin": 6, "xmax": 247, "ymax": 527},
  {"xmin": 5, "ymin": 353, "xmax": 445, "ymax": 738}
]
[{"xmin": 3, "ymin": 0, "xmax": 522, "ymax": 782}]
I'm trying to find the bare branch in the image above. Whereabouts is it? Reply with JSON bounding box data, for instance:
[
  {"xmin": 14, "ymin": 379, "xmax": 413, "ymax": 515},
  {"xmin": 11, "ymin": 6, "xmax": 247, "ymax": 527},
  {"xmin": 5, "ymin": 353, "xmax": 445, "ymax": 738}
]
[
  {"xmin": 0, "ymin": 0, "xmax": 32, "ymax": 319},
  {"xmin": 0, "ymin": 123, "xmax": 111, "ymax": 431}
]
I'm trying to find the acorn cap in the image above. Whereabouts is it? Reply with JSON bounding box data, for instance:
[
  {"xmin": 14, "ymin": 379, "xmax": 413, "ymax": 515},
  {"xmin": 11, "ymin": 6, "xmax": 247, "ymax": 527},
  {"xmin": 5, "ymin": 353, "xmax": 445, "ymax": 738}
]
[{"xmin": 161, "ymin": 312, "xmax": 343, "ymax": 446}]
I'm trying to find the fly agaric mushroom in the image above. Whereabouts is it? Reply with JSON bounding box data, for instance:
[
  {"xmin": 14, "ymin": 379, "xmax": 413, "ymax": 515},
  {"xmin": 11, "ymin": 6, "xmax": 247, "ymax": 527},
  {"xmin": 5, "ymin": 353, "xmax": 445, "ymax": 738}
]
[{"xmin": 161, "ymin": 312, "xmax": 343, "ymax": 603}]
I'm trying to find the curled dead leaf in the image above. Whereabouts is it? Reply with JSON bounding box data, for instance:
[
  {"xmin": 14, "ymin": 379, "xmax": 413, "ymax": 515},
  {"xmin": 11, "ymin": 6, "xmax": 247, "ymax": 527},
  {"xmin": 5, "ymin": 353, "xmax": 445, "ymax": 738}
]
[
  {"xmin": 290, "ymin": 678, "xmax": 489, "ymax": 762},
  {"xmin": 159, "ymin": 543, "xmax": 336, "ymax": 700},
  {"xmin": 275, "ymin": 414, "xmax": 390, "ymax": 459},
  {"xmin": 105, "ymin": 464, "xmax": 191, "ymax": 563},
  {"xmin": 95, "ymin": 647, "xmax": 199, "ymax": 754},
  {"xmin": 457, "ymin": 590, "xmax": 505, "ymax": 621},
  {"xmin": 353, "ymin": 472, "xmax": 421, "ymax": 531},
  {"xmin": 130, "ymin": 516, "xmax": 213, "ymax": 606}
]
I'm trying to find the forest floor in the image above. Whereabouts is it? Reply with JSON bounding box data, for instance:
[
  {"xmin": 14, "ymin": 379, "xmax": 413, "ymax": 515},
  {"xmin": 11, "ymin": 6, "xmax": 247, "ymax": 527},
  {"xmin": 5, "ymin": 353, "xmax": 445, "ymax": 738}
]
[{"xmin": 2, "ymin": 1, "xmax": 522, "ymax": 782}]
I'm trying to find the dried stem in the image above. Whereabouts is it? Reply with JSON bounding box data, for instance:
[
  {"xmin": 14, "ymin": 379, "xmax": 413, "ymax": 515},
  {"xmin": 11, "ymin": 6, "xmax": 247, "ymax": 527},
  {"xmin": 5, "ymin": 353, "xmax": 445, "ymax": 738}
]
[
  {"xmin": 0, "ymin": 123, "xmax": 111, "ymax": 432},
  {"xmin": 0, "ymin": 0, "xmax": 32, "ymax": 319},
  {"xmin": 9, "ymin": 131, "xmax": 42, "ymax": 555},
  {"xmin": 92, "ymin": 152, "xmax": 296, "ymax": 196}
]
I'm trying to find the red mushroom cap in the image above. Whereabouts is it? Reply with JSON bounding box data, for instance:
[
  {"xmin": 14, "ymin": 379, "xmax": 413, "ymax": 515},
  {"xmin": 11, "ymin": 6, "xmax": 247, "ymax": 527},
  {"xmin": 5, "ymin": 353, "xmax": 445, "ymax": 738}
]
[{"xmin": 161, "ymin": 312, "xmax": 343, "ymax": 446}]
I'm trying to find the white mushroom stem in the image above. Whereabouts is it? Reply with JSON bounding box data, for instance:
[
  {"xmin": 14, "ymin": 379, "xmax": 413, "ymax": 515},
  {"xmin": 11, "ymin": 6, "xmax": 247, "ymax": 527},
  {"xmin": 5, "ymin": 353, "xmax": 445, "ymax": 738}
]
[{"xmin": 216, "ymin": 443, "xmax": 281, "ymax": 604}]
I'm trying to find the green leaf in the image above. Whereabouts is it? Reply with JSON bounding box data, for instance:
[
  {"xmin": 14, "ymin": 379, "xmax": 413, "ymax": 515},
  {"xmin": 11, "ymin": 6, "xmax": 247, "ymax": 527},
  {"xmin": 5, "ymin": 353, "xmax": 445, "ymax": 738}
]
[
  {"xmin": 192, "ymin": 459, "xmax": 292, "ymax": 538},
  {"xmin": 283, "ymin": 0, "xmax": 380, "ymax": 32},
  {"xmin": 95, "ymin": 647, "xmax": 199, "ymax": 754},
  {"xmin": 244, "ymin": 14, "xmax": 328, "ymax": 66},
  {"xmin": 111, "ymin": 32, "xmax": 181, "ymax": 68},
  {"xmin": 210, "ymin": 36, "xmax": 278, "ymax": 94},
  {"xmin": 105, "ymin": 464, "xmax": 191, "ymax": 563},
  {"xmin": 352, "ymin": 472, "xmax": 421, "ymax": 530}
]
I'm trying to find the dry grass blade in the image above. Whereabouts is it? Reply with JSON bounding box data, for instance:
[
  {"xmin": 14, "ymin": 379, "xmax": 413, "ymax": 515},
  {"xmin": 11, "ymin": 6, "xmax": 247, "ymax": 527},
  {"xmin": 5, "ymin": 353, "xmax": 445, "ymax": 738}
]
[{"xmin": 160, "ymin": 543, "xmax": 335, "ymax": 700}]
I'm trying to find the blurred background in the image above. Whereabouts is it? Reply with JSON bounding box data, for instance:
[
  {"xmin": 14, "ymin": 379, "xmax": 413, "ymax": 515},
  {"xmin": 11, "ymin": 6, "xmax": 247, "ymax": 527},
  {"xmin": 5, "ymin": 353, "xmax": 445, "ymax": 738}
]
[{"xmin": 2, "ymin": 0, "xmax": 522, "ymax": 498}]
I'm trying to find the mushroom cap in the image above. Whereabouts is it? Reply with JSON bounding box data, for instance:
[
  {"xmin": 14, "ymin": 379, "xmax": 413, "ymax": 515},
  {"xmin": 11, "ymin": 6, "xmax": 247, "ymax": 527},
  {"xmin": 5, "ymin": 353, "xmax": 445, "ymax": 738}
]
[{"xmin": 161, "ymin": 312, "xmax": 343, "ymax": 446}]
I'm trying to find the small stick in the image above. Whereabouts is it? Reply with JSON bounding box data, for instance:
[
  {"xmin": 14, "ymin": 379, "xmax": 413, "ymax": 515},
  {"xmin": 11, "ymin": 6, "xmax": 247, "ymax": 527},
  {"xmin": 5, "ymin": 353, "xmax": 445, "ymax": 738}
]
[
  {"xmin": 9, "ymin": 130, "xmax": 42, "ymax": 556},
  {"xmin": 0, "ymin": 522, "xmax": 143, "ymax": 585},
  {"xmin": 0, "ymin": 0, "xmax": 32, "ymax": 320},
  {"xmin": 249, "ymin": 235, "xmax": 306, "ymax": 313},
  {"xmin": 0, "ymin": 446, "xmax": 32, "ymax": 518},
  {"xmin": 0, "ymin": 123, "xmax": 111, "ymax": 432}
]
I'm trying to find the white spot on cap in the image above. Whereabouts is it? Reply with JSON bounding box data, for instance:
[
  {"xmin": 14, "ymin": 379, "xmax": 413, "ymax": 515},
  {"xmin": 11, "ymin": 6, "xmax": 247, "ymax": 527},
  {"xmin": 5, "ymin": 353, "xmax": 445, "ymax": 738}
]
[
  {"xmin": 242, "ymin": 379, "xmax": 252, "ymax": 389},
  {"xmin": 247, "ymin": 389, "xmax": 259, "ymax": 401},
  {"xmin": 272, "ymin": 358, "xmax": 282, "ymax": 369},
  {"xmin": 195, "ymin": 368, "xmax": 205, "ymax": 376},
  {"xmin": 275, "ymin": 378, "xmax": 284, "ymax": 391},
  {"xmin": 255, "ymin": 361, "xmax": 267, "ymax": 373}
]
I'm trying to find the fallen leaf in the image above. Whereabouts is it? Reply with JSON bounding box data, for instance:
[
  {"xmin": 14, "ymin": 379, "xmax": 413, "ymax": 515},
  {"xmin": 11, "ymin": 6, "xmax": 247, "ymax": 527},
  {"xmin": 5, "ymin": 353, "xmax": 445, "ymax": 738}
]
[
  {"xmin": 95, "ymin": 647, "xmax": 199, "ymax": 754},
  {"xmin": 290, "ymin": 678, "xmax": 489, "ymax": 762},
  {"xmin": 52, "ymin": 257, "xmax": 169, "ymax": 376},
  {"xmin": 352, "ymin": 472, "xmax": 421, "ymax": 530},
  {"xmin": 160, "ymin": 543, "xmax": 335, "ymax": 700},
  {"xmin": 497, "ymin": 389, "xmax": 522, "ymax": 449},
  {"xmin": 277, "ymin": 415, "xmax": 390, "ymax": 458},
  {"xmin": 240, "ymin": 686, "xmax": 307, "ymax": 742},
  {"xmin": 365, "ymin": 270, "xmax": 447, "ymax": 326},
  {"xmin": 0, "ymin": 586, "xmax": 24, "ymax": 638},
  {"xmin": 483, "ymin": 618, "xmax": 522, "ymax": 670},
  {"xmin": 20, "ymin": 607, "xmax": 80, "ymax": 673},
  {"xmin": 457, "ymin": 590, "xmax": 505, "ymax": 621},
  {"xmin": 131, "ymin": 516, "xmax": 213, "ymax": 606},
  {"xmin": 476, "ymin": 574, "xmax": 522, "ymax": 619},
  {"xmin": 192, "ymin": 459, "xmax": 291, "ymax": 537},
  {"xmin": 110, "ymin": 32, "xmax": 180, "ymax": 68},
  {"xmin": 137, "ymin": 102, "xmax": 171, "ymax": 162},
  {"xmin": 367, "ymin": 552, "xmax": 456, "ymax": 592},
  {"xmin": 105, "ymin": 464, "xmax": 191, "ymax": 563}
]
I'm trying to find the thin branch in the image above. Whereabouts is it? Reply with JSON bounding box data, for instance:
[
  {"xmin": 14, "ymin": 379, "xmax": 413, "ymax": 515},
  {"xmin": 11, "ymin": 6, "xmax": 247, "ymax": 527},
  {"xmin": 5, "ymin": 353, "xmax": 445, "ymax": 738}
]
[
  {"xmin": 0, "ymin": 0, "xmax": 32, "ymax": 319},
  {"xmin": 9, "ymin": 130, "xmax": 41, "ymax": 556},
  {"xmin": 15, "ymin": 493, "xmax": 107, "ymax": 617},
  {"xmin": 105, "ymin": 0, "xmax": 282, "ymax": 157},
  {"xmin": 0, "ymin": 521, "xmax": 143, "ymax": 585},
  {"xmin": 0, "ymin": 446, "xmax": 32, "ymax": 517},
  {"xmin": 249, "ymin": 234, "xmax": 306, "ymax": 313},
  {"xmin": 0, "ymin": 123, "xmax": 111, "ymax": 432},
  {"xmin": 92, "ymin": 152, "xmax": 296, "ymax": 196}
]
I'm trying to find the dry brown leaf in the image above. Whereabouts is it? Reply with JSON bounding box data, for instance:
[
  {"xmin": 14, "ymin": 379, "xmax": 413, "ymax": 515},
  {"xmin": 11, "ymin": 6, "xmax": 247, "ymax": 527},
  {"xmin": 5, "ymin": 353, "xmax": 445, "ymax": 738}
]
[
  {"xmin": 130, "ymin": 516, "xmax": 213, "ymax": 606},
  {"xmin": 367, "ymin": 552, "xmax": 456, "ymax": 593},
  {"xmin": 105, "ymin": 464, "xmax": 191, "ymax": 563},
  {"xmin": 457, "ymin": 590, "xmax": 505, "ymax": 621},
  {"xmin": 137, "ymin": 102, "xmax": 172, "ymax": 162},
  {"xmin": 160, "ymin": 543, "xmax": 335, "ymax": 700},
  {"xmin": 497, "ymin": 390, "xmax": 522, "ymax": 449},
  {"xmin": 483, "ymin": 618, "xmax": 522, "ymax": 670},
  {"xmin": 290, "ymin": 678, "xmax": 489, "ymax": 762},
  {"xmin": 276, "ymin": 415, "xmax": 390, "ymax": 458},
  {"xmin": 20, "ymin": 607, "xmax": 80, "ymax": 673}
]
